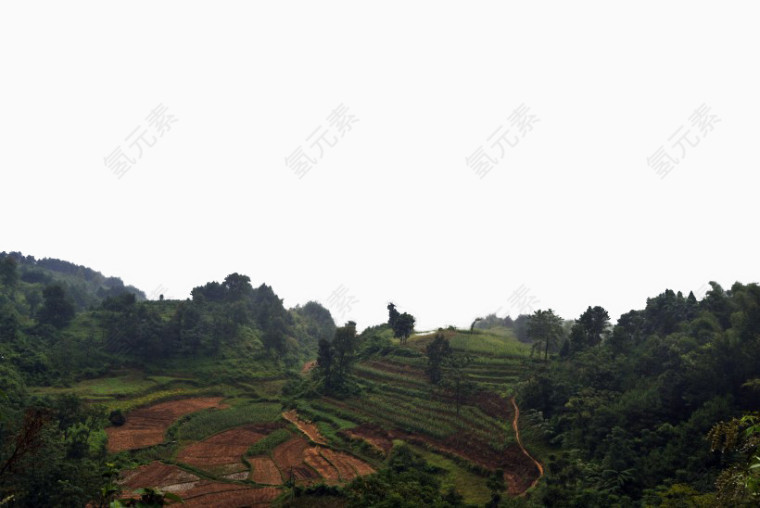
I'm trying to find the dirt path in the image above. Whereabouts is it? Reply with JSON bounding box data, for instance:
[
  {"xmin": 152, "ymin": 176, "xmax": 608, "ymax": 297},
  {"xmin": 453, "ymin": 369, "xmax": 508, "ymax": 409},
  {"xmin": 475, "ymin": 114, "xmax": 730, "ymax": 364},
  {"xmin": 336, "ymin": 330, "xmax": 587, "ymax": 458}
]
[
  {"xmin": 282, "ymin": 410, "xmax": 327, "ymax": 445},
  {"xmin": 510, "ymin": 397, "xmax": 544, "ymax": 493}
]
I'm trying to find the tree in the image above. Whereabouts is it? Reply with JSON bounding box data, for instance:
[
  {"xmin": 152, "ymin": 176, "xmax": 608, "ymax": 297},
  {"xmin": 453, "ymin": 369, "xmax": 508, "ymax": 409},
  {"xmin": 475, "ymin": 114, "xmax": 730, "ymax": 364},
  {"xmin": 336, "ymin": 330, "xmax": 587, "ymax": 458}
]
[
  {"xmin": 25, "ymin": 290, "xmax": 42, "ymax": 316},
  {"xmin": 708, "ymin": 411, "xmax": 760, "ymax": 505},
  {"xmin": 0, "ymin": 396, "xmax": 111, "ymax": 507},
  {"xmin": 0, "ymin": 305, "xmax": 18, "ymax": 342},
  {"xmin": 569, "ymin": 306, "xmax": 610, "ymax": 354},
  {"xmin": 528, "ymin": 309, "xmax": 564, "ymax": 361},
  {"xmin": 222, "ymin": 273, "xmax": 252, "ymax": 301},
  {"xmin": 0, "ymin": 408, "xmax": 52, "ymax": 478},
  {"xmin": 37, "ymin": 285, "xmax": 76, "ymax": 329},
  {"xmin": 115, "ymin": 487, "xmax": 183, "ymax": 507},
  {"xmin": 387, "ymin": 302, "xmax": 400, "ymax": 329},
  {"xmin": 316, "ymin": 339, "xmax": 335, "ymax": 390},
  {"xmin": 393, "ymin": 313, "xmax": 415, "ymax": 344},
  {"xmin": 513, "ymin": 314, "xmax": 530, "ymax": 342},
  {"xmin": 426, "ymin": 332, "xmax": 452, "ymax": 384},
  {"xmin": 317, "ymin": 322, "xmax": 358, "ymax": 393},
  {"xmin": 441, "ymin": 353, "xmax": 474, "ymax": 417},
  {"xmin": 0, "ymin": 257, "xmax": 18, "ymax": 292},
  {"xmin": 332, "ymin": 321, "xmax": 358, "ymax": 384}
]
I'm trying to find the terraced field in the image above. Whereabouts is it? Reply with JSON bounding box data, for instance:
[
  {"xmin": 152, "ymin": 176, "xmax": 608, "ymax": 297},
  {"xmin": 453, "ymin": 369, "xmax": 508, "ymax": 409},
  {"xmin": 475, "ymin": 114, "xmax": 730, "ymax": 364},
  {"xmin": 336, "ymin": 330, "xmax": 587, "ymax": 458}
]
[
  {"xmin": 106, "ymin": 397, "xmax": 228, "ymax": 452},
  {"xmin": 95, "ymin": 327, "xmax": 542, "ymax": 505},
  {"xmin": 298, "ymin": 329, "xmax": 544, "ymax": 496},
  {"xmin": 119, "ymin": 462, "xmax": 279, "ymax": 507},
  {"xmin": 113, "ymin": 399, "xmax": 377, "ymax": 506}
]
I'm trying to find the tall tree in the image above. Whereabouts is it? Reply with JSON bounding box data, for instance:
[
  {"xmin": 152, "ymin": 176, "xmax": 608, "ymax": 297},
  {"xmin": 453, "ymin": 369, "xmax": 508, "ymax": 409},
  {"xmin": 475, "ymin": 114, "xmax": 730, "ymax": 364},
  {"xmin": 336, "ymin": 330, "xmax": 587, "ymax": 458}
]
[
  {"xmin": 332, "ymin": 321, "xmax": 358, "ymax": 383},
  {"xmin": 528, "ymin": 309, "xmax": 564, "ymax": 361},
  {"xmin": 393, "ymin": 313, "xmax": 415, "ymax": 344},
  {"xmin": 442, "ymin": 353, "xmax": 474, "ymax": 417},
  {"xmin": 37, "ymin": 285, "xmax": 76, "ymax": 329},
  {"xmin": 222, "ymin": 273, "xmax": 253, "ymax": 301},
  {"xmin": 0, "ymin": 257, "xmax": 18, "ymax": 292},
  {"xmin": 316, "ymin": 339, "xmax": 335, "ymax": 390},
  {"xmin": 387, "ymin": 302, "xmax": 400, "ymax": 328},
  {"xmin": 569, "ymin": 306, "xmax": 610, "ymax": 354},
  {"xmin": 426, "ymin": 332, "xmax": 452, "ymax": 384}
]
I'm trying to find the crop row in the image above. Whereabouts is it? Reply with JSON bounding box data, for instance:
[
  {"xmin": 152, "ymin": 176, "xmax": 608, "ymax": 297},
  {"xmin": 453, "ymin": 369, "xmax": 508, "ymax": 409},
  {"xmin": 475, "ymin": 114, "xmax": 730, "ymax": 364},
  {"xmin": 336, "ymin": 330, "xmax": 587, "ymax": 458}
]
[
  {"xmin": 321, "ymin": 396, "xmax": 454, "ymax": 439},
  {"xmin": 368, "ymin": 392, "xmax": 510, "ymax": 447},
  {"xmin": 172, "ymin": 401, "xmax": 282, "ymax": 441},
  {"xmin": 353, "ymin": 364, "xmax": 429, "ymax": 387}
]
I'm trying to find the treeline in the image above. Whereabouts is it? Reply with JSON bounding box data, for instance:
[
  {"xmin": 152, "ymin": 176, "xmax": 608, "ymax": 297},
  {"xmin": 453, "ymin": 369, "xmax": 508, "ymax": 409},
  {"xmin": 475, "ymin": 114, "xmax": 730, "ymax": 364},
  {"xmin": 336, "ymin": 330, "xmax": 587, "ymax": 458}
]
[
  {"xmin": 0, "ymin": 251, "xmax": 145, "ymax": 309},
  {"xmin": 308, "ymin": 302, "xmax": 416, "ymax": 397},
  {"xmin": 474, "ymin": 313, "xmax": 533, "ymax": 343},
  {"xmin": 0, "ymin": 260, "xmax": 337, "ymax": 506},
  {"xmin": 0, "ymin": 259, "xmax": 336, "ymax": 390},
  {"xmin": 511, "ymin": 282, "xmax": 760, "ymax": 505}
]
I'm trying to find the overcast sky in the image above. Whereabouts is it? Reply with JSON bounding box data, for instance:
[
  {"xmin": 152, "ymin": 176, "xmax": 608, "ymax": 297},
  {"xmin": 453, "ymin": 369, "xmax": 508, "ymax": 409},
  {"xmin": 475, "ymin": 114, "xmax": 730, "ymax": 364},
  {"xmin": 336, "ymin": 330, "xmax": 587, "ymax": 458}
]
[{"xmin": 2, "ymin": 2, "xmax": 758, "ymax": 331}]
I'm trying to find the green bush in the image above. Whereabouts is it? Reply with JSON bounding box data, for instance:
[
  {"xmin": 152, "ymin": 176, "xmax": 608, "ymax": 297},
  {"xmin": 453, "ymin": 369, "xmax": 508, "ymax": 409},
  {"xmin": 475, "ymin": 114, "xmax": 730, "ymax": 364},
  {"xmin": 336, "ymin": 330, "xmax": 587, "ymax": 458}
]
[
  {"xmin": 108, "ymin": 409, "xmax": 126, "ymax": 426},
  {"xmin": 246, "ymin": 428, "xmax": 292, "ymax": 456}
]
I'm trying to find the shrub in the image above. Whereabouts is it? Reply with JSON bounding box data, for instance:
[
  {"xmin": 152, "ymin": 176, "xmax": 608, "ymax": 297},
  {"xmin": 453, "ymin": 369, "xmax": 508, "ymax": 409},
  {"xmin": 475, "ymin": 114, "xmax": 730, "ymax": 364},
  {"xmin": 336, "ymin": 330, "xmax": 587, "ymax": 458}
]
[{"xmin": 109, "ymin": 409, "xmax": 126, "ymax": 426}]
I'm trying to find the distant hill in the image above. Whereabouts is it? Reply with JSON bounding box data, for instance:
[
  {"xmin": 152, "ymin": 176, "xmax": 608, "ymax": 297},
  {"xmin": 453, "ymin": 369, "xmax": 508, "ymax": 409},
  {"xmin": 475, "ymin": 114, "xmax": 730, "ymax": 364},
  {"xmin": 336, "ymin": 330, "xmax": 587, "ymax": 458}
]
[{"xmin": 0, "ymin": 251, "xmax": 145, "ymax": 309}]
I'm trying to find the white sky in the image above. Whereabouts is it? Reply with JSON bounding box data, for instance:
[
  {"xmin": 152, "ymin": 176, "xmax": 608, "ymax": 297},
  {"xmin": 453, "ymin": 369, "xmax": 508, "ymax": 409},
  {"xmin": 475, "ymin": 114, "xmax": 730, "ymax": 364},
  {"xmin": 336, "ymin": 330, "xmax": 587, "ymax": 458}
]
[{"xmin": 1, "ymin": 2, "xmax": 758, "ymax": 331}]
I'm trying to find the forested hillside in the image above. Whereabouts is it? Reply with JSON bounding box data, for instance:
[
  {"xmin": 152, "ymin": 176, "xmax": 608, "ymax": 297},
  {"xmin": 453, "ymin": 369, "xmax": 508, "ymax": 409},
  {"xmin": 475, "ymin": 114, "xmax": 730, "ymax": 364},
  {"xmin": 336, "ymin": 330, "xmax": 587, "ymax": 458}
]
[
  {"xmin": 1, "ymin": 252, "xmax": 759, "ymax": 506},
  {"xmin": 0, "ymin": 255, "xmax": 336, "ymax": 506},
  {"xmin": 0, "ymin": 252, "xmax": 145, "ymax": 309},
  {"xmin": 513, "ymin": 282, "xmax": 760, "ymax": 506}
]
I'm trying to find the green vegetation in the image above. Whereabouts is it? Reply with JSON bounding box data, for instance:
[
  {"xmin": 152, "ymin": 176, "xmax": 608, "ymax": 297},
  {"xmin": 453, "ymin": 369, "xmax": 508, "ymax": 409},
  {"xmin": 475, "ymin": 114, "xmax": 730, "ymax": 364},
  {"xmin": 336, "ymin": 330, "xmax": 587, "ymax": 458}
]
[
  {"xmin": 172, "ymin": 401, "xmax": 283, "ymax": 442},
  {"xmin": 246, "ymin": 428, "xmax": 293, "ymax": 456},
  {"xmin": 3, "ymin": 250, "xmax": 760, "ymax": 506},
  {"xmin": 517, "ymin": 282, "xmax": 760, "ymax": 506},
  {"xmin": 344, "ymin": 444, "xmax": 467, "ymax": 507},
  {"xmin": 406, "ymin": 443, "xmax": 492, "ymax": 504},
  {"xmin": 447, "ymin": 328, "xmax": 532, "ymax": 357}
]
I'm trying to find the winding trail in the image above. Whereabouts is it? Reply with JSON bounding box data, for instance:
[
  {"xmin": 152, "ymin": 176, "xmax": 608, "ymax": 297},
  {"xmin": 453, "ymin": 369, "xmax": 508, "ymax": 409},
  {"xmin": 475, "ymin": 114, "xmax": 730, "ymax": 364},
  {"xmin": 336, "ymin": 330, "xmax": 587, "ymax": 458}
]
[{"xmin": 510, "ymin": 397, "xmax": 544, "ymax": 493}]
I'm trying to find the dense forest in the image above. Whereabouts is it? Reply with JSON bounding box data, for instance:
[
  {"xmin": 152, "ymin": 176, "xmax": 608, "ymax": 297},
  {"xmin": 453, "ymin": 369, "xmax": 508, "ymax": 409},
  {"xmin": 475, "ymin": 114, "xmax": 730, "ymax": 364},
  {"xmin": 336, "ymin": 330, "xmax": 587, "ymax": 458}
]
[{"xmin": 0, "ymin": 252, "xmax": 758, "ymax": 506}]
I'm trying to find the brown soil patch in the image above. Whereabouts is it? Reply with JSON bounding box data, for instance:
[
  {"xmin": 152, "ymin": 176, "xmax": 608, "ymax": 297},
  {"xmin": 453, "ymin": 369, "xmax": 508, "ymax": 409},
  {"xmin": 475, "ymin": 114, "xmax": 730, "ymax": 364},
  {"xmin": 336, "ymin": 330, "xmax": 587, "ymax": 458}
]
[
  {"xmin": 474, "ymin": 391, "xmax": 514, "ymax": 421},
  {"xmin": 177, "ymin": 426, "xmax": 265, "ymax": 474},
  {"xmin": 304, "ymin": 447, "xmax": 341, "ymax": 485},
  {"xmin": 270, "ymin": 436, "xmax": 374, "ymax": 486},
  {"xmin": 318, "ymin": 448, "xmax": 376, "ymax": 482},
  {"xmin": 249, "ymin": 456, "xmax": 282, "ymax": 485},
  {"xmin": 180, "ymin": 483, "xmax": 279, "ymax": 508},
  {"xmin": 282, "ymin": 410, "xmax": 327, "ymax": 444},
  {"xmin": 401, "ymin": 431, "xmax": 537, "ymax": 495},
  {"xmin": 120, "ymin": 461, "xmax": 200, "ymax": 494},
  {"xmin": 271, "ymin": 437, "xmax": 320, "ymax": 485},
  {"xmin": 272, "ymin": 437, "xmax": 309, "ymax": 469},
  {"xmin": 107, "ymin": 397, "xmax": 227, "ymax": 452},
  {"xmin": 340, "ymin": 424, "xmax": 393, "ymax": 456},
  {"xmin": 339, "ymin": 454, "xmax": 376, "ymax": 476},
  {"xmin": 301, "ymin": 360, "xmax": 317, "ymax": 374},
  {"xmin": 119, "ymin": 462, "xmax": 279, "ymax": 507}
]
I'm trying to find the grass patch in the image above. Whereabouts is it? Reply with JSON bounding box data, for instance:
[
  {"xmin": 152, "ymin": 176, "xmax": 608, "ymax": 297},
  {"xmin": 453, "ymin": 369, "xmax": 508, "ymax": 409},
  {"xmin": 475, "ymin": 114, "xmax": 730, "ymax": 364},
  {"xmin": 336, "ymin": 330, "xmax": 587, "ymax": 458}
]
[
  {"xmin": 174, "ymin": 401, "xmax": 282, "ymax": 442},
  {"xmin": 246, "ymin": 428, "xmax": 293, "ymax": 456},
  {"xmin": 257, "ymin": 379, "xmax": 289, "ymax": 398},
  {"xmin": 448, "ymin": 331, "xmax": 531, "ymax": 357},
  {"xmin": 406, "ymin": 443, "xmax": 492, "ymax": 505},
  {"xmin": 106, "ymin": 387, "xmax": 219, "ymax": 412}
]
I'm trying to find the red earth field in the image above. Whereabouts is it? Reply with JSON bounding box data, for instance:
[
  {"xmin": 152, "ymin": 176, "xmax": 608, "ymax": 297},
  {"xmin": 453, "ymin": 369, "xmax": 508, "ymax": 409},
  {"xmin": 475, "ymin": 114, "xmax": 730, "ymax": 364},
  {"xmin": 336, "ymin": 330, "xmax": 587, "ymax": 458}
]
[{"xmin": 106, "ymin": 397, "xmax": 227, "ymax": 453}]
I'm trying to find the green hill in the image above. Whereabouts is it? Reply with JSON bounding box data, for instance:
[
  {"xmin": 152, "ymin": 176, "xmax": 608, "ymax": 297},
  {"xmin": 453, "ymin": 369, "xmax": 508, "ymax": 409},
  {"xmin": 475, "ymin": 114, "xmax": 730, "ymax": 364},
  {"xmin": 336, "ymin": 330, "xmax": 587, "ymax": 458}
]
[{"xmin": 2, "ymin": 252, "xmax": 760, "ymax": 506}]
